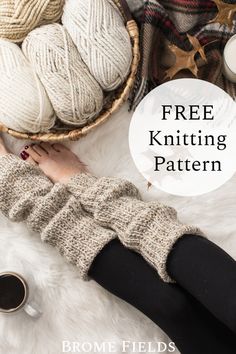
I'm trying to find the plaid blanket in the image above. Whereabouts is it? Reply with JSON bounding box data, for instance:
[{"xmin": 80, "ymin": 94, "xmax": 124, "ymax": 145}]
[{"xmin": 126, "ymin": 0, "xmax": 236, "ymax": 109}]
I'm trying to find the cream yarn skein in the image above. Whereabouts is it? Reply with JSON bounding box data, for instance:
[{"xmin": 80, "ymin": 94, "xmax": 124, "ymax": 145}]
[
  {"xmin": 0, "ymin": 0, "xmax": 64, "ymax": 43},
  {"xmin": 0, "ymin": 40, "xmax": 56, "ymax": 133},
  {"xmin": 22, "ymin": 24, "xmax": 104, "ymax": 126},
  {"xmin": 62, "ymin": 0, "xmax": 133, "ymax": 91}
]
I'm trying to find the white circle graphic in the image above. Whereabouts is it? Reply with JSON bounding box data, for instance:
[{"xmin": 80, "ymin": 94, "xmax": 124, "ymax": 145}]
[{"xmin": 129, "ymin": 79, "xmax": 236, "ymax": 196}]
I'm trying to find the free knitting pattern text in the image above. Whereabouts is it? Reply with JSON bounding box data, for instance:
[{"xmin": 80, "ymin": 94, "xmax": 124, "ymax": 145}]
[{"xmin": 149, "ymin": 105, "xmax": 227, "ymax": 172}]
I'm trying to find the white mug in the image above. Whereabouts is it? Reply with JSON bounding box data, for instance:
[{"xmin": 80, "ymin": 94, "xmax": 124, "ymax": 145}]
[
  {"xmin": 223, "ymin": 34, "xmax": 236, "ymax": 83},
  {"xmin": 0, "ymin": 271, "xmax": 41, "ymax": 318}
]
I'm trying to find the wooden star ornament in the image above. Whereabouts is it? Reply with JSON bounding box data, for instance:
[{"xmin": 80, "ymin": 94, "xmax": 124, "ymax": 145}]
[
  {"xmin": 165, "ymin": 35, "xmax": 208, "ymax": 80},
  {"xmin": 209, "ymin": 0, "xmax": 236, "ymax": 29}
]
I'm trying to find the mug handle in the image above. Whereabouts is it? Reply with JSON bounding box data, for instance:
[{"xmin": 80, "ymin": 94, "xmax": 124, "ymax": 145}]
[{"xmin": 23, "ymin": 301, "xmax": 42, "ymax": 318}]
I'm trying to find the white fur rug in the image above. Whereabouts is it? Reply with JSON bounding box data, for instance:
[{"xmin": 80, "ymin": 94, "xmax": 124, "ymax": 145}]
[{"xmin": 0, "ymin": 103, "xmax": 235, "ymax": 354}]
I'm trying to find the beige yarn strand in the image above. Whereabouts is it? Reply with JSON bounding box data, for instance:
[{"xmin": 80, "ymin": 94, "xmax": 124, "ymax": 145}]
[
  {"xmin": 62, "ymin": 0, "xmax": 133, "ymax": 91},
  {"xmin": 0, "ymin": 0, "xmax": 64, "ymax": 42},
  {"xmin": 22, "ymin": 24, "xmax": 104, "ymax": 126}
]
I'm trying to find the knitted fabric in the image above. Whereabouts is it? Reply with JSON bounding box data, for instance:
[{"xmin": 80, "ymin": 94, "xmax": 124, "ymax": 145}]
[
  {"xmin": 0, "ymin": 0, "xmax": 64, "ymax": 43},
  {"xmin": 0, "ymin": 39, "xmax": 56, "ymax": 133},
  {"xmin": 0, "ymin": 154, "xmax": 115, "ymax": 280},
  {"xmin": 127, "ymin": 0, "xmax": 236, "ymax": 109},
  {"xmin": 22, "ymin": 24, "xmax": 104, "ymax": 127},
  {"xmin": 0, "ymin": 154, "xmax": 203, "ymax": 282},
  {"xmin": 66, "ymin": 174, "xmax": 203, "ymax": 282},
  {"xmin": 62, "ymin": 0, "xmax": 133, "ymax": 91}
]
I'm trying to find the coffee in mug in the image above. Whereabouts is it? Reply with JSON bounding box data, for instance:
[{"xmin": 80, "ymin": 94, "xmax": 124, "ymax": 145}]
[{"xmin": 0, "ymin": 272, "xmax": 41, "ymax": 317}]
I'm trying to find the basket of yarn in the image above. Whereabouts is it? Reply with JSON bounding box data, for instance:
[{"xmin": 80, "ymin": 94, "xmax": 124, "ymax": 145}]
[{"xmin": 0, "ymin": 0, "xmax": 139, "ymax": 141}]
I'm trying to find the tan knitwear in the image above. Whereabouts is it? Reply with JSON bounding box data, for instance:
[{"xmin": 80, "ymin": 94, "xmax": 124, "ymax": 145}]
[
  {"xmin": 0, "ymin": 154, "xmax": 203, "ymax": 282},
  {"xmin": 0, "ymin": 154, "xmax": 115, "ymax": 280},
  {"xmin": 67, "ymin": 174, "xmax": 204, "ymax": 282}
]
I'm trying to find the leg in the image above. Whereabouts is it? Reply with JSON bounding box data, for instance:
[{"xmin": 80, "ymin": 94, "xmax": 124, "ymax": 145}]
[
  {"xmin": 21, "ymin": 141, "xmax": 236, "ymax": 336},
  {"xmin": 89, "ymin": 239, "xmax": 236, "ymax": 354},
  {"xmin": 0, "ymin": 138, "xmax": 115, "ymax": 281},
  {"xmin": 167, "ymin": 234, "xmax": 236, "ymax": 334}
]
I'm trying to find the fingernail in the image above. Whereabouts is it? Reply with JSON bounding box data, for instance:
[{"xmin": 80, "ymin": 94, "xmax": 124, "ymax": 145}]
[
  {"xmin": 20, "ymin": 151, "xmax": 29, "ymax": 160},
  {"xmin": 25, "ymin": 145, "xmax": 29, "ymax": 150}
]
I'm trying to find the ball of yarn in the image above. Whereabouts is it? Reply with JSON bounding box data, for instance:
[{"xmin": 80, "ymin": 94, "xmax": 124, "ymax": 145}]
[
  {"xmin": 0, "ymin": 0, "xmax": 64, "ymax": 43},
  {"xmin": 0, "ymin": 39, "xmax": 56, "ymax": 133},
  {"xmin": 62, "ymin": 0, "xmax": 133, "ymax": 91},
  {"xmin": 22, "ymin": 24, "xmax": 104, "ymax": 126}
]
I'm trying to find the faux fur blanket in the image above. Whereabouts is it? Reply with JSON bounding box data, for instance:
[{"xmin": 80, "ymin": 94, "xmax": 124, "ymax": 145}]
[{"xmin": 0, "ymin": 104, "xmax": 236, "ymax": 353}]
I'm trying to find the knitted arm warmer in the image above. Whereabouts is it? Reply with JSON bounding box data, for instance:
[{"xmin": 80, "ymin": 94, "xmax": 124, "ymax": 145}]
[
  {"xmin": 0, "ymin": 155, "xmax": 115, "ymax": 280},
  {"xmin": 67, "ymin": 173, "xmax": 204, "ymax": 282}
]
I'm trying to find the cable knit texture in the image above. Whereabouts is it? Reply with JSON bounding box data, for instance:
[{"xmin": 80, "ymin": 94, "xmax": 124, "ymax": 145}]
[
  {"xmin": 66, "ymin": 174, "xmax": 204, "ymax": 282},
  {"xmin": 0, "ymin": 154, "xmax": 115, "ymax": 280}
]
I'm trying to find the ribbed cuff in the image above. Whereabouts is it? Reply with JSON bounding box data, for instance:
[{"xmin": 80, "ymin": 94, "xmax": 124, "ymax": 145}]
[
  {"xmin": 45, "ymin": 225, "xmax": 117, "ymax": 282},
  {"xmin": 139, "ymin": 223, "xmax": 205, "ymax": 283},
  {"xmin": 94, "ymin": 197, "xmax": 205, "ymax": 283}
]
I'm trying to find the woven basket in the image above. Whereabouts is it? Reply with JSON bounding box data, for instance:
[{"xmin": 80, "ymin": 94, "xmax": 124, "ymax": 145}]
[{"xmin": 0, "ymin": 0, "xmax": 140, "ymax": 142}]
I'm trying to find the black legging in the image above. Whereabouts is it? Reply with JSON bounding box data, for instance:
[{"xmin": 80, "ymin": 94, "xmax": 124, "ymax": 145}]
[
  {"xmin": 167, "ymin": 234, "xmax": 236, "ymax": 334},
  {"xmin": 89, "ymin": 236, "xmax": 236, "ymax": 354}
]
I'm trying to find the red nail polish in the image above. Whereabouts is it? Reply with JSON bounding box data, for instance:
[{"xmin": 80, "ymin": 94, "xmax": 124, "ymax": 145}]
[{"xmin": 20, "ymin": 151, "xmax": 29, "ymax": 160}]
